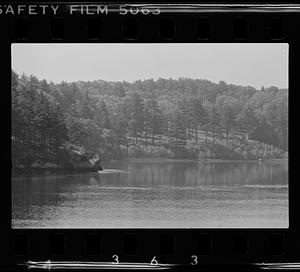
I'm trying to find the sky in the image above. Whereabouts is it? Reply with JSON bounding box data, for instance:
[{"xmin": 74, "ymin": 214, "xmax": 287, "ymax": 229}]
[{"xmin": 12, "ymin": 43, "xmax": 288, "ymax": 89}]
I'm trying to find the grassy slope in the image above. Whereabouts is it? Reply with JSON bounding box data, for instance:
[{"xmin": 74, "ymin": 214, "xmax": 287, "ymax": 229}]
[{"xmin": 117, "ymin": 130, "xmax": 287, "ymax": 160}]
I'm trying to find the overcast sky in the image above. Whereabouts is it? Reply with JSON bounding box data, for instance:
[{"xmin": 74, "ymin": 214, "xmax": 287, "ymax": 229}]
[{"xmin": 12, "ymin": 43, "xmax": 288, "ymax": 89}]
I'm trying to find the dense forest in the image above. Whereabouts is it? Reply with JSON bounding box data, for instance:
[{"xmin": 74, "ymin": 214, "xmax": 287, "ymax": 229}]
[{"xmin": 11, "ymin": 71, "xmax": 288, "ymax": 169}]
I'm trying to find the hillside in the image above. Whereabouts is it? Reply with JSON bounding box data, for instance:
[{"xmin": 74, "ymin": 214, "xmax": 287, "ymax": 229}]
[{"xmin": 11, "ymin": 71, "xmax": 288, "ymax": 169}]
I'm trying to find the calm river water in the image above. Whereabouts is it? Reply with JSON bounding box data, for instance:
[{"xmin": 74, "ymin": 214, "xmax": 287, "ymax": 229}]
[{"xmin": 12, "ymin": 160, "xmax": 288, "ymax": 228}]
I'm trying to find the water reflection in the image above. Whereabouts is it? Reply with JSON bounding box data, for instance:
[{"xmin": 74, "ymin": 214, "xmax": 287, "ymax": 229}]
[
  {"xmin": 12, "ymin": 160, "xmax": 288, "ymax": 228},
  {"xmin": 105, "ymin": 160, "xmax": 288, "ymax": 187}
]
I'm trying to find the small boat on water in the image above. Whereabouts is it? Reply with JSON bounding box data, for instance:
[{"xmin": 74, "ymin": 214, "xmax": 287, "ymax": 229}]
[
  {"xmin": 258, "ymin": 157, "xmax": 263, "ymax": 164},
  {"xmin": 96, "ymin": 165, "xmax": 103, "ymax": 173},
  {"xmin": 97, "ymin": 169, "xmax": 128, "ymax": 174},
  {"xmin": 92, "ymin": 156, "xmax": 104, "ymax": 172}
]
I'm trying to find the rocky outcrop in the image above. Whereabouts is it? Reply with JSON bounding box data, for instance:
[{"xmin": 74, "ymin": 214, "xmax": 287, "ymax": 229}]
[
  {"xmin": 12, "ymin": 144, "xmax": 103, "ymax": 172},
  {"xmin": 30, "ymin": 160, "xmax": 58, "ymax": 169}
]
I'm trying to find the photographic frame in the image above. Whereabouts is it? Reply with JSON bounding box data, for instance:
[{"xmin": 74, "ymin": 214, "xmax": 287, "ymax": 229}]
[{"xmin": 1, "ymin": 1, "xmax": 299, "ymax": 271}]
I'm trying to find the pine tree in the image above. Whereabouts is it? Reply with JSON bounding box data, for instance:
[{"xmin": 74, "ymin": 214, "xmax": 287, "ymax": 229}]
[
  {"xmin": 236, "ymin": 103, "xmax": 258, "ymax": 141},
  {"xmin": 145, "ymin": 99, "xmax": 163, "ymax": 145},
  {"xmin": 94, "ymin": 100, "xmax": 111, "ymax": 129},
  {"xmin": 129, "ymin": 93, "xmax": 145, "ymax": 142},
  {"xmin": 189, "ymin": 98, "xmax": 205, "ymax": 142},
  {"xmin": 80, "ymin": 90, "xmax": 94, "ymax": 119}
]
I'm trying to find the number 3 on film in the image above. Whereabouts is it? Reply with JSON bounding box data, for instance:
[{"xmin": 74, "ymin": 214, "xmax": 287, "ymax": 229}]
[
  {"xmin": 112, "ymin": 255, "xmax": 119, "ymax": 264},
  {"xmin": 191, "ymin": 255, "xmax": 198, "ymax": 265}
]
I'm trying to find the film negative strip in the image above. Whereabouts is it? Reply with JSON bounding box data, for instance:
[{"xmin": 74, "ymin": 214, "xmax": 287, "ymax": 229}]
[{"xmin": 0, "ymin": 0, "xmax": 299, "ymax": 271}]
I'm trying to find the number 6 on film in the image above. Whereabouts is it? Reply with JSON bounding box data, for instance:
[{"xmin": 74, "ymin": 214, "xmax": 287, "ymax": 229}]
[
  {"xmin": 191, "ymin": 255, "xmax": 198, "ymax": 265},
  {"xmin": 112, "ymin": 255, "xmax": 119, "ymax": 264},
  {"xmin": 150, "ymin": 256, "xmax": 158, "ymax": 265}
]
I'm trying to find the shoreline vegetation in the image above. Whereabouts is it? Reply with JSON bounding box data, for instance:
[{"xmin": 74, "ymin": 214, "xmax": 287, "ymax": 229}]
[
  {"xmin": 12, "ymin": 72, "xmax": 288, "ymax": 174},
  {"xmin": 12, "ymin": 157, "xmax": 288, "ymax": 176},
  {"xmin": 12, "ymin": 154, "xmax": 288, "ymax": 175},
  {"xmin": 118, "ymin": 157, "xmax": 288, "ymax": 163},
  {"xmin": 12, "ymin": 139, "xmax": 288, "ymax": 173}
]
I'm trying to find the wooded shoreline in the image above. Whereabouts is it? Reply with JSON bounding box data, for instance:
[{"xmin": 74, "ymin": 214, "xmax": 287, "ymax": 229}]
[
  {"xmin": 12, "ymin": 72, "xmax": 288, "ymax": 169},
  {"xmin": 117, "ymin": 157, "xmax": 289, "ymax": 163},
  {"xmin": 11, "ymin": 157, "xmax": 288, "ymax": 177}
]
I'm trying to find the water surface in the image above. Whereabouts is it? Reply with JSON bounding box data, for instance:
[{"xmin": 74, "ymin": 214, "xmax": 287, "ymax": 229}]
[{"xmin": 12, "ymin": 160, "xmax": 288, "ymax": 228}]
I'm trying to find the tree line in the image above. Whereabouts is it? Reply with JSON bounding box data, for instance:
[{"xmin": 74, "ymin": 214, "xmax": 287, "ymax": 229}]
[{"xmin": 11, "ymin": 71, "xmax": 288, "ymax": 166}]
